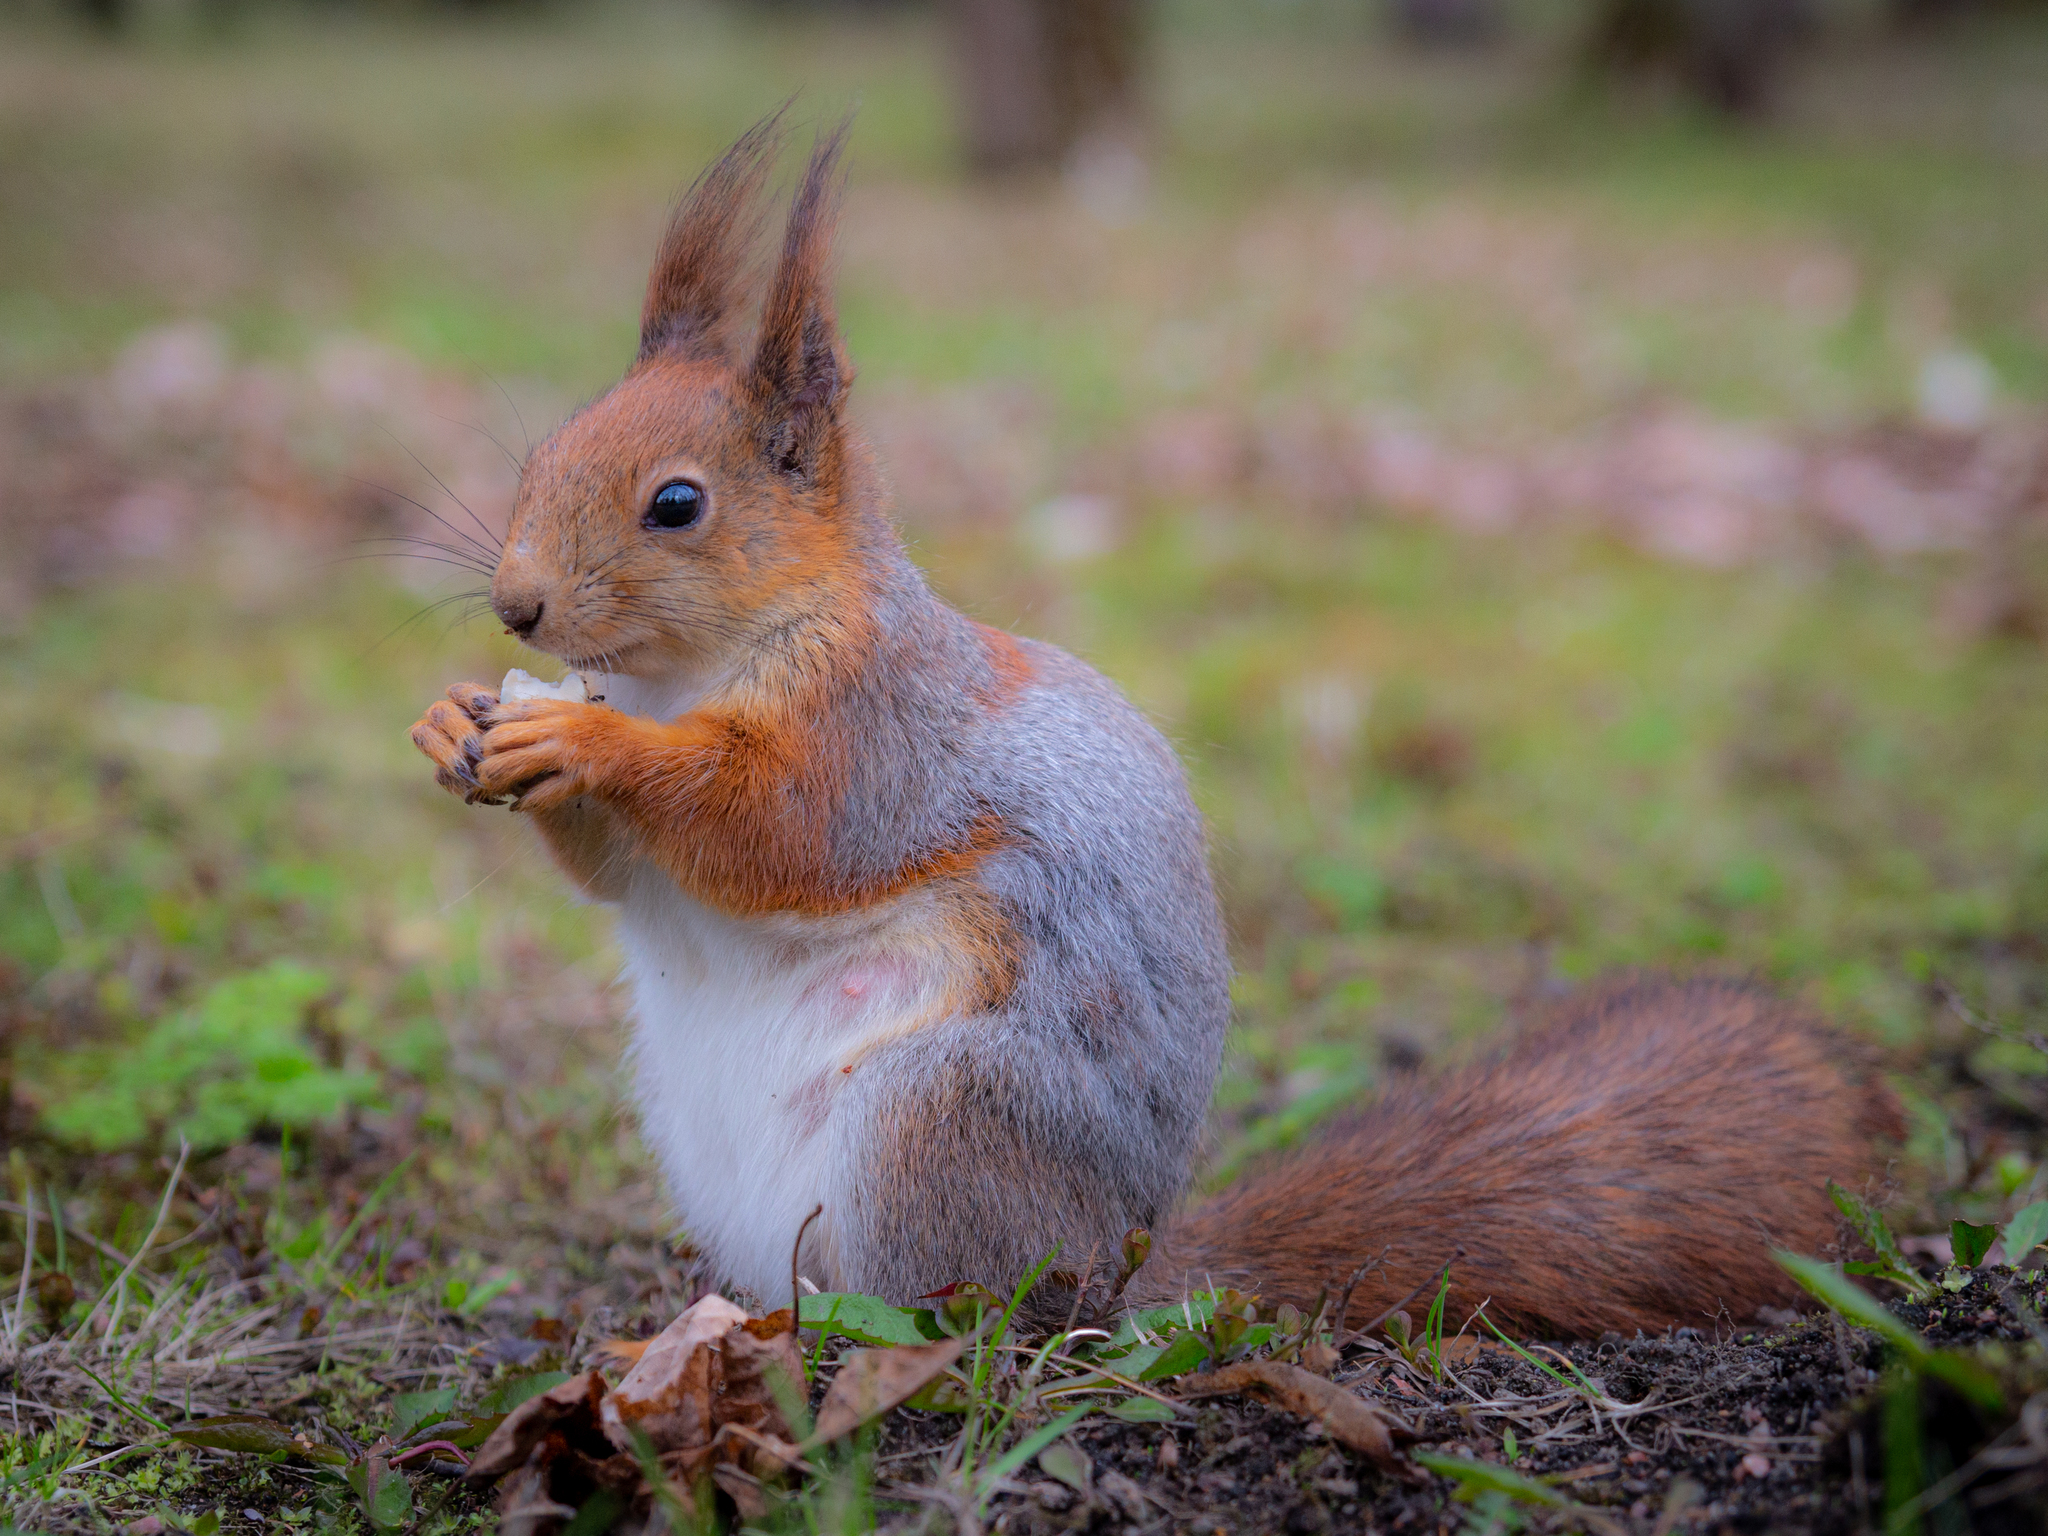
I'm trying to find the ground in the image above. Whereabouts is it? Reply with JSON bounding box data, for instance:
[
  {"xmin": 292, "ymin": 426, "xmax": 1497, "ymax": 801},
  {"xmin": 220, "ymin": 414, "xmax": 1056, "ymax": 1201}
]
[{"xmin": 5, "ymin": 2, "xmax": 2048, "ymax": 1532}]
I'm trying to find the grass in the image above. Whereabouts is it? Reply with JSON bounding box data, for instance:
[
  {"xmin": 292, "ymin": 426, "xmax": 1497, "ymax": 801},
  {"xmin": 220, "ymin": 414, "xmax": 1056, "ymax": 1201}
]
[{"xmin": 5, "ymin": 1, "xmax": 2048, "ymax": 1529}]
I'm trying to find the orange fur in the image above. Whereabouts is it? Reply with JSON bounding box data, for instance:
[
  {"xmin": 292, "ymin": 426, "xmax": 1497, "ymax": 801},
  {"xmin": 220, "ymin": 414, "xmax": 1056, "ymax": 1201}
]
[
  {"xmin": 1157, "ymin": 976, "xmax": 1903, "ymax": 1336},
  {"xmin": 473, "ymin": 692, "xmax": 1015, "ymax": 922},
  {"xmin": 973, "ymin": 623, "xmax": 1035, "ymax": 702}
]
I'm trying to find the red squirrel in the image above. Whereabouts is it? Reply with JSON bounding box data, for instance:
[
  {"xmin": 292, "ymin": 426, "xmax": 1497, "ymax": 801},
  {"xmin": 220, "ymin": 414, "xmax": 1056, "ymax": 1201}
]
[{"xmin": 411, "ymin": 120, "xmax": 1901, "ymax": 1337}]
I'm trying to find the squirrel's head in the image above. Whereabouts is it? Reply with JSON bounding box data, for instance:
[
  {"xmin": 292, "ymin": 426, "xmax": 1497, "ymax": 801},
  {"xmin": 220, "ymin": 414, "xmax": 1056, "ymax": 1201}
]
[{"xmin": 491, "ymin": 117, "xmax": 868, "ymax": 679}]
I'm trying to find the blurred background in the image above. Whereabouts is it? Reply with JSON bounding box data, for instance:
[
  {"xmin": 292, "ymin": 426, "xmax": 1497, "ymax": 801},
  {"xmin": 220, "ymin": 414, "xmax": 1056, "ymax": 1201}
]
[{"xmin": 4, "ymin": 0, "xmax": 2048, "ymax": 1313}]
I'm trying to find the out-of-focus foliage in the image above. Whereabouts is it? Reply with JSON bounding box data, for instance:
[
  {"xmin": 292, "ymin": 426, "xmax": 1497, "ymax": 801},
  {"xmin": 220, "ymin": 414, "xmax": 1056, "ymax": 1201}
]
[{"xmin": 35, "ymin": 960, "xmax": 377, "ymax": 1152}]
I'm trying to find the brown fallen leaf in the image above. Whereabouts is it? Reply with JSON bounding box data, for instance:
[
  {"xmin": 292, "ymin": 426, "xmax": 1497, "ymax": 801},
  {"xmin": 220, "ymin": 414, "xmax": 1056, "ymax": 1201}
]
[
  {"xmin": 805, "ymin": 1336, "xmax": 967, "ymax": 1446},
  {"xmin": 721, "ymin": 1309, "xmax": 808, "ymax": 1445},
  {"xmin": 466, "ymin": 1295, "xmax": 839, "ymax": 1530},
  {"xmin": 465, "ymin": 1372, "xmax": 614, "ymax": 1483},
  {"xmin": 596, "ymin": 1293, "xmax": 805, "ymax": 1473},
  {"xmin": 467, "ymin": 1371, "xmax": 642, "ymax": 1536},
  {"xmin": 596, "ymin": 1296, "xmax": 745, "ymax": 1458},
  {"xmin": 1298, "ymin": 1338, "xmax": 1341, "ymax": 1376},
  {"xmin": 1175, "ymin": 1360, "xmax": 1412, "ymax": 1472}
]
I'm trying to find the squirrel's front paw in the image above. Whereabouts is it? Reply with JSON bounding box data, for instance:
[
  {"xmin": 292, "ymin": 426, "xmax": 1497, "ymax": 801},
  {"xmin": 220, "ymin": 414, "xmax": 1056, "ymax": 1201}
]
[
  {"xmin": 473, "ymin": 699, "xmax": 607, "ymax": 812},
  {"xmin": 410, "ymin": 682, "xmax": 502, "ymax": 804}
]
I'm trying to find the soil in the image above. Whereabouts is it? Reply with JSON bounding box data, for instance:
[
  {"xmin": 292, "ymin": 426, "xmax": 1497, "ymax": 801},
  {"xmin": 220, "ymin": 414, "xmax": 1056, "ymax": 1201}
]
[{"xmin": 853, "ymin": 1267, "xmax": 2048, "ymax": 1536}]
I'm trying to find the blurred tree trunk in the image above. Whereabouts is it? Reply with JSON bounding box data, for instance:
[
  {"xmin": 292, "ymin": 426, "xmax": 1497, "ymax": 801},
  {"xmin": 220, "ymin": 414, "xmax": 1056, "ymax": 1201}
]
[
  {"xmin": 947, "ymin": 0, "xmax": 1148, "ymax": 174},
  {"xmin": 1584, "ymin": 0, "xmax": 1805, "ymax": 115}
]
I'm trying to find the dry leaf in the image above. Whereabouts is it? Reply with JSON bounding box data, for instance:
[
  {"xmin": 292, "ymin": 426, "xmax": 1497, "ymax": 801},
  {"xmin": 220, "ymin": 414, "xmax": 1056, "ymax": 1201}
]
[
  {"xmin": 1176, "ymin": 1359, "xmax": 1411, "ymax": 1472},
  {"xmin": 596, "ymin": 1293, "xmax": 805, "ymax": 1489},
  {"xmin": 466, "ymin": 1295, "xmax": 847, "ymax": 1530},
  {"xmin": 805, "ymin": 1336, "xmax": 967, "ymax": 1446},
  {"xmin": 1299, "ymin": 1339, "xmax": 1341, "ymax": 1376},
  {"xmin": 715, "ymin": 1309, "xmax": 808, "ymax": 1457},
  {"xmin": 1037, "ymin": 1439, "xmax": 1091, "ymax": 1492},
  {"xmin": 597, "ymin": 1294, "xmax": 752, "ymax": 1457},
  {"xmin": 465, "ymin": 1372, "xmax": 611, "ymax": 1483}
]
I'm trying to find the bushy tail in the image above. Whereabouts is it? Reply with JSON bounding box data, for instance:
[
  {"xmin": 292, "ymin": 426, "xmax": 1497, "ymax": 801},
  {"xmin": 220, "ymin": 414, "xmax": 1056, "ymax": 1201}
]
[{"xmin": 1152, "ymin": 975, "xmax": 1904, "ymax": 1338}]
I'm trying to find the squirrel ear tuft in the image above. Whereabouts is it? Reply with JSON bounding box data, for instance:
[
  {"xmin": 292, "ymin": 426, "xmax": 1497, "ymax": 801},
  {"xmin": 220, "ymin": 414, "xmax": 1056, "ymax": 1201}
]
[
  {"xmin": 747, "ymin": 121, "xmax": 852, "ymax": 485},
  {"xmin": 639, "ymin": 112, "xmax": 785, "ymax": 363}
]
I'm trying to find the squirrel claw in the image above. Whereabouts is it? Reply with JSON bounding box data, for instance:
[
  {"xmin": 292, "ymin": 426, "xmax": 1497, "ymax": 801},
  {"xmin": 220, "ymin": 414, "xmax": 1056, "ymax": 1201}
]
[
  {"xmin": 448, "ymin": 682, "xmax": 500, "ymax": 724},
  {"xmin": 411, "ymin": 686, "xmax": 506, "ymax": 804}
]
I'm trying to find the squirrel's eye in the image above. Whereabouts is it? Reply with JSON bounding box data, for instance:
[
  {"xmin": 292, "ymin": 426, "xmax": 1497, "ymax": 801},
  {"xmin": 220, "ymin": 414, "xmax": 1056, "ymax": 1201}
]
[{"xmin": 644, "ymin": 480, "xmax": 705, "ymax": 530}]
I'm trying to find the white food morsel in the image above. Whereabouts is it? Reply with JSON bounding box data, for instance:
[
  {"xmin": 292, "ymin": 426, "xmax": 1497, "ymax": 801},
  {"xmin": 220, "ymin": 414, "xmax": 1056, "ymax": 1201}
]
[{"xmin": 500, "ymin": 667, "xmax": 587, "ymax": 705}]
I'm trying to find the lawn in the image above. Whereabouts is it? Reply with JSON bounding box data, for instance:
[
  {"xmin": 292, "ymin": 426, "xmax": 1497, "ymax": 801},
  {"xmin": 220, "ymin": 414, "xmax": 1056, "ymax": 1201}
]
[{"xmin": 4, "ymin": 2, "xmax": 2048, "ymax": 1531}]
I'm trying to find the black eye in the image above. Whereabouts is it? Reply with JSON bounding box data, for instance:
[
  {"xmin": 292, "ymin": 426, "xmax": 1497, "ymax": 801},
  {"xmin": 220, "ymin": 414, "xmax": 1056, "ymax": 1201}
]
[{"xmin": 644, "ymin": 480, "xmax": 705, "ymax": 530}]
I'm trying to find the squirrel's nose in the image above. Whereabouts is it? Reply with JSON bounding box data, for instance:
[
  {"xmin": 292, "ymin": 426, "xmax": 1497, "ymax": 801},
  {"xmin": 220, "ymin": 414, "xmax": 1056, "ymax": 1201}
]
[{"xmin": 494, "ymin": 594, "xmax": 544, "ymax": 638}]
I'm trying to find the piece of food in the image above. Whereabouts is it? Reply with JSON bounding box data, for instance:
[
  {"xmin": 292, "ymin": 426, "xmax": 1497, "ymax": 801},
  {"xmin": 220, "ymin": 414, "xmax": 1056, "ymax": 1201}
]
[{"xmin": 500, "ymin": 667, "xmax": 587, "ymax": 705}]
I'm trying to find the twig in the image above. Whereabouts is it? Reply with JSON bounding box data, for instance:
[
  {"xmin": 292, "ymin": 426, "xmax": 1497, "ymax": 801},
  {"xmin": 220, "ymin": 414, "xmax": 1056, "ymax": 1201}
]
[
  {"xmin": 1941, "ymin": 983, "xmax": 2048, "ymax": 1058},
  {"xmin": 790, "ymin": 1203, "xmax": 824, "ymax": 1323},
  {"xmin": 69, "ymin": 1141, "xmax": 190, "ymax": 1352},
  {"xmin": 1332, "ymin": 1244, "xmax": 1392, "ymax": 1346},
  {"xmin": 995, "ymin": 1346, "xmax": 1185, "ymax": 1414},
  {"xmin": 10, "ymin": 1177, "xmax": 36, "ymax": 1347},
  {"xmin": 53, "ymin": 1441, "xmax": 158, "ymax": 1479},
  {"xmin": 1661, "ymin": 1426, "xmax": 1817, "ymax": 1449},
  {"xmin": 1357, "ymin": 1247, "xmax": 1465, "ymax": 1340}
]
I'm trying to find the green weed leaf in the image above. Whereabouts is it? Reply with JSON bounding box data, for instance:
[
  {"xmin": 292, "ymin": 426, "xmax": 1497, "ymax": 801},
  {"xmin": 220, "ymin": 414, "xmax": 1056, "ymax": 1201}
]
[
  {"xmin": 475, "ymin": 1371, "xmax": 573, "ymax": 1417},
  {"xmin": 1038, "ymin": 1440, "xmax": 1091, "ymax": 1491},
  {"xmin": 345, "ymin": 1455, "xmax": 413, "ymax": 1533},
  {"xmin": 445, "ymin": 1414, "xmax": 507, "ymax": 1450},
  {"xmin": 973, "ymin": 1406, "xmax": 1096, "ymax": 1512},
  {"xmin": 798, "ymin": 1292, "xmax": 942, "ymax": 1346},
  {"xmin": 1415, "ymin": 1453, "xmax": 1626, "ymax": 1535},
  {"xmin": 1827, "ymin": 1181, "xmax": 1932, "ymax": 1299},
  {"xmin": 1140, "ymin": 1332, "xmax": 1222, "ymax": 1381},
  {"xmin": 1106, "ymin": 1396, "xmax": 1177, "ymax": 1423},
  {"xmin": 169, "ymin": 1415, "xmax": 348, "ymax": 1466},
  {"xmin": 1415, "ymin": 1452, "xmax": 1569, "ymax": 1508},
  {"xmin": 1883, "ymin": 1370, "xmax": 1923, "ymax": 1534},
  {"xmin": 453, "ymin": 1273, "xmax": 517, "ymax": 1316},
  {"xmin": 170, "ymin": 1415, "xmax": 297, "ymax": 1456},
  {"xmin": 1120, "ymin": 1228, "xmax": 1152, "ymax": 1277},
  {"xmin": 1951, "ymin": 1219, "xmax": 1996, "ymax": 1268},
  {"xmin": 2002, "ymin": 1201, "xmax": 2048, "ymax": 1260},
  {"xmin": 390, "ymin": 1388, "xmax": 459, "ymax": 1442}
]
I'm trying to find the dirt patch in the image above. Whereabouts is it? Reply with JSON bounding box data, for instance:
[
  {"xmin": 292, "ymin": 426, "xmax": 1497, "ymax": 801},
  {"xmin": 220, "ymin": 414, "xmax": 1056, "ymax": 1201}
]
[{"xmin": 854, "ymin": 1268, "xmax": 2048, "ymax": 1534}]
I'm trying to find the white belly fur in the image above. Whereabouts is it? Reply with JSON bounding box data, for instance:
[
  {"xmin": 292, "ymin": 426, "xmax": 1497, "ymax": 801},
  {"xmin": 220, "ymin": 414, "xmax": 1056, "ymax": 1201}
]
[{"xmin": 616, "ymin": 860, "xmax": 954, "ymax": 1305}]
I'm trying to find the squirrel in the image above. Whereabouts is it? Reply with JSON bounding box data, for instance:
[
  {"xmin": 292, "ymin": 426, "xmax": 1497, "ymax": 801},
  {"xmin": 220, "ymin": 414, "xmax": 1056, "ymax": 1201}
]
[{"xmin": 410, "ymin": 119, "xmax": 1901, "ymax": 1337}]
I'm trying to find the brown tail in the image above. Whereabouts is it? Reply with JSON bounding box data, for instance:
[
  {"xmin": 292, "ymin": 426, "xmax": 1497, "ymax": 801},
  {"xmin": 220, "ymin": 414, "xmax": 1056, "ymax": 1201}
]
[{"xmin": 1154, "ymin": 975, "xmax": 1903, "ymax": 1338}]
